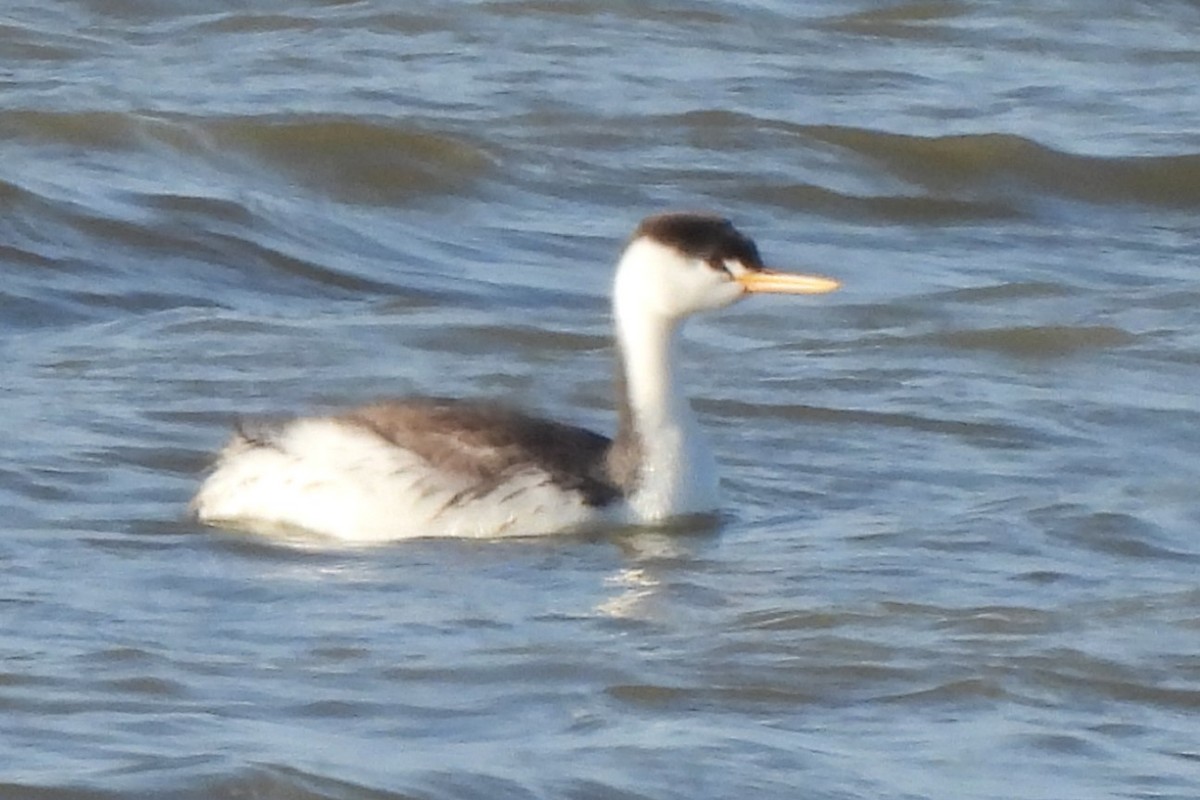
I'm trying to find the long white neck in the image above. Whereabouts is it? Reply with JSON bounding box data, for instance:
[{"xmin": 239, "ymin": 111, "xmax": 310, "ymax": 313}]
[
  {"xmin": 615, "ymin": 307, "xmax": 689, "ymax": 431},
  {"xmin": 610, "ymin": 245, "xmax": 720, "ymax": 520}
]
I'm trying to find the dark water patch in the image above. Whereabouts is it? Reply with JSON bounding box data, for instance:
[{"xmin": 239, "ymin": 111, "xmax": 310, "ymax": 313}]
[
  {"xmin": 1043, "ymin": 510, "xmax": 1197, "ymax": 563},
  {"xmin": 416, "ymin": 772, "xmax": 537, "ymax": 800},
  {"xmin": 874, "ymin": 600, "xmax": 1047, "ymax": 631},
  {"xmin": 877, "ymin": 676, "xmax": 1012, "ymax": 706},
  {"xmin": 1139, "ymin": 288, "xmax": 1200, "ymax": 312},
  {"xmin": 204, "ymin": 764, "xmax": 418, "ymax": 800},
  {"xmin": 0, "ymin": 287, "xmax": 96, "ymax": 332},
  {"xmin": 0, "ymin": 670, "xmax": 55, "ymax": 689},
  {"xmin": 4, "ymin": 110, "xmax": 191, "ymax": 153},
  {"xmin": 700, "ymin": 397, "xmax": 1028, "ymax": 444},
  {"xmin": 408, "ymin": 323, "xmax": 605, "ymax": 355},
  {"xmin": 0, "ymin": 175, "xmax": 39, "ymax": 208},
  {"xmin": 495, "ymin": 110, "xmax": 617, "ymax": 152},
  {"xmin": 933, "ymin": 281, "xmax": 1072, "ymax": 303},
  {"xmin": 135, "ymin": 312, "xmax": 292, "ymax": 338},
  {"xmin": 52, "ymin": 207, "xmax": 407, "ymax": 307},
  {"xmin": 192, "ymin": 11, "xmax": 322, "ymax": 34},
  {"xmin": 740, "ymin": 182, "xmax": 1021, "ymax": 224},
  {"xmin": 483, "ymin": 0, "xmax": 730, "ymax": 25},
  {"xmin": 674, "ymin": 107, "xmax": 788, "ymax": 135},
  {"xmin": 308, "ymin": 645, "xmax": 371, "ymax": 663},
  {"xmin": 817, "ymin": 299, "xmax": 946, "ymax": 335},
  {"xmin": 0, "ymin": 784, "xmax": 118, "ymax": 800},
  {"xmin": 382, "ymin": 654, "xmax": 627, "ymax": 689},
  {"xmin": 95, "ymin": 444, "xmax": 211, "ymax": 478},
  {"xmin": 607, "ymin": 682, "xmax": 819, "ymax": 712},
  {"xmin": 203, "ymin": 116, "xmax": 494, "ymax": 206},
  {"xmin": 198, "ymin": 230, "xmax": 402, "ymax": 296},
  {"xmin": 1018, "ymin": 732, "xmax": 1105, "ymax": 758},
  {"xmin": 4, "ymin": 110, "xmax": 493, "ymax": 207},
  {"xmin": 801, "ymin": 126, "xmax": 1200, "ymax": 208},
  {"xmin": 0, "ymin": 21, "xmax": 93, "ymax": 62},
  {"xmin": 325, "ymin": 10, "xmax": 452, "ymax": 36},
  {"xmin": 821, "ymin": 1, "xmax": 968, "ymax": 39},
  {"xmin": 68, "ymin": 210, "xmax": 210, "ymax": 261},
  {"xmin": 1082, "ymin": 590, "xmax": 1200, "ymax": 632},
  {"xmin": 932, "ymin": 606, "xmax": 1062, "ymax": 636},
  {"xmin": 735, "ymin": 607, "xmax": 884, "ymax": 632},
  {"xmin": 0, "ymin": 219, "xmax": 238, "ymax": 328},
  {"xmin": 656, "ymin": 108, "xmax": 1200, "ymax": 214},
  {"xmin": 556, "ymin": 780, "xmax": 655, "ymax": 800},
  {"xmin": 138, "ymin": 192, "xmax": 258, "ymax": 227},
  {"xmin": 98, "ymin": 676, "xmax": 189, "ymax": 698},
  {"xmin": 289, "ymin": 699, "xmax": 388, "ymax": 719},
  {"xmin": 87, "ymin": 646, "xmax": 163, "ymax": 666},
  {"xmin": 926, "ymin": 324, "xmax": 1134, "ymax": 358},
  {"xmin": 1015, "ymin": 570, "xmax": 1072, "ymax": 586},
  {"xmin": 1024, "ymin": 650, "xmax": 1200, "ymax": 709}
]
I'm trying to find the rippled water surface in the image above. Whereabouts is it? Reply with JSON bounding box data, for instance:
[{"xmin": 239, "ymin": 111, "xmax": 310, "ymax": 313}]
[{"xmin": 4, "ymin": 1, "xmax": 1200, "ymax": 798}]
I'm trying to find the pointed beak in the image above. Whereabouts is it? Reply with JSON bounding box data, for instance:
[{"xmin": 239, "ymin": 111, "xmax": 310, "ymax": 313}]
[{"xmin": 737, "ymin": 268, "xmax": 841, "ymax": 295}]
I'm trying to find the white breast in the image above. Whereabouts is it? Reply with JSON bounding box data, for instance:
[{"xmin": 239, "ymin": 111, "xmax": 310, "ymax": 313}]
[{"xmin": 625, "ymin": 417, "xmax": 720, "ymax": 521}]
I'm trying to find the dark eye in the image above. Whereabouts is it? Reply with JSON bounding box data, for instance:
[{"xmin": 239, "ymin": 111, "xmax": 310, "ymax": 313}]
[{"xmin": 706, "ymin": 258, "xmax": 732, "ymax": 276}]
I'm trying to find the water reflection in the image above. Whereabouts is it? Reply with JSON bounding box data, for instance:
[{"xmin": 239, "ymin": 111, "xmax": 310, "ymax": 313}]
[{"xmin": 596, "ymin": 519, "xmax": 721, "ymax": 620}]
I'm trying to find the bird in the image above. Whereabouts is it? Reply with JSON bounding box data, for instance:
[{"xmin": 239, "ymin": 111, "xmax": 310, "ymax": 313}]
[{"xmin": 190, "ymin": 212, "xmax": 840, "ymax": 542}]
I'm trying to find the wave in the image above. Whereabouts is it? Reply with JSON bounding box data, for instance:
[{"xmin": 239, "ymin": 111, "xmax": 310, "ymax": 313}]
[
  {"xmin": 701, "ymin": 397, "xmax": 1030, "ymax": 443},
  {"xmin": 483, "ymin": 0, "xmax": 730, "ymax": 24},
  {"xmin": 738, "ymin": 182, "xmax": 1021, "ymax": 223},
  {"xmin": 924, "ymin": 324, "xmax": 1134, "ymax": 357},
  {"xmin": 5, "ymin": 109, "xmax": 190, "ymax": 152},
  {"xmin": 607, "ymin": 681, "xmax": 819, "ymax": 711},
  {"xmin": 4, "ymin": 110, "xmax": 494, "ymax": 206},
  {"xmin": 0, "ymin": 763, "xmax": 420, "ymax": 800},
  {"xmin": 0, "ymin": 783, "xmax": 118, "ymax": 800},
  {"xmin": 0, "ymin": 110, "xmax": 489, "ymax": 330},
  {"xmin": 201, "ymin": 116, "xmax": 494, "ymax": 205},
  {"xmin": 674, "ymin": 110, "xmax": 1200, "ymax": 209},
  {"xmin": 802, "ymin": 125, "xmax": 1200, "ymax": 207},
  {"xmin": 1022, "ymin": 648, "xmax": 1200, "ymax": 709}
]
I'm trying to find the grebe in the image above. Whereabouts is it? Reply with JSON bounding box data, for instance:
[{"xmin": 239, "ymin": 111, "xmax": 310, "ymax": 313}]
[{"xmin": 191, "ymin": 213, "xmax": 840, "ymax": 542}]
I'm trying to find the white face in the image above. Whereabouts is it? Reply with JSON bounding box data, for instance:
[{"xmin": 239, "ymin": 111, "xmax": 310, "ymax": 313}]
[{"xmin": 613, "ymin": 237, "xmax": 747, "ymax": 322}]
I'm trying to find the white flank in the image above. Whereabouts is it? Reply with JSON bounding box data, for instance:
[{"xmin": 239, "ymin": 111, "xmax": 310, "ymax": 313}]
[{"xmin": 192, "ymin": 418, "xmax": 606, "ymax": 543}]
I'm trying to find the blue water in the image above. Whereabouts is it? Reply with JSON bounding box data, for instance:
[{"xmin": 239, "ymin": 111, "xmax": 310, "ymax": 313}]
[{"xmin": 3, "ymin": 2, "xmax": 1199, "ymax": 798}]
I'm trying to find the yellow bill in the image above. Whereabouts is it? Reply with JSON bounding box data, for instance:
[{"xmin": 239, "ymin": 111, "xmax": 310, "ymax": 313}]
[{"xmin": 737, "ymin": 268, "xmax": 841, "ymax": 295}]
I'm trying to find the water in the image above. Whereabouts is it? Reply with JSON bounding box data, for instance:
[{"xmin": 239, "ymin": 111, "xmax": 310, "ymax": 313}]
[{"xmin": 3, "ymin": 1, "xmax": 1200, "ymax": 797}]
